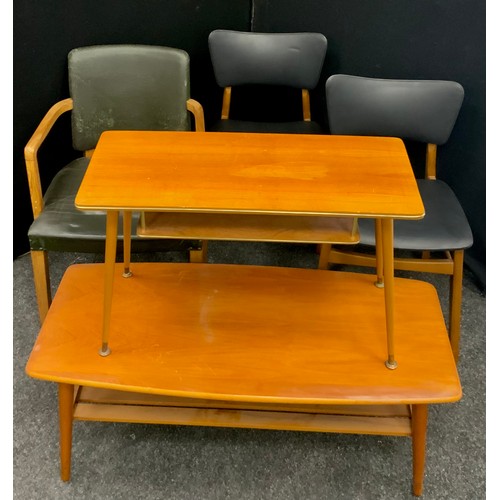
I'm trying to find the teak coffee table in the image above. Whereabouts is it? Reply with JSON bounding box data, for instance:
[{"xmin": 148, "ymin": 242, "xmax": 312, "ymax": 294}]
[
  {"xmin": 26, "ymin": 131, "xmax": 461, "ymax": 496},
  {"xmin": 26, "ymin": 264, "xmax": 461, "ymax": 496}
]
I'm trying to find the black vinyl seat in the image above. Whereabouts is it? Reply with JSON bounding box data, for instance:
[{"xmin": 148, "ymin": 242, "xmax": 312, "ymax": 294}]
[
  {"xmin": 358, "ymin": 179, "xmax": 472, "ymax": 251},
  {"xmin": 28, "ymin": 157, "xmax": 185, "ymax": 254},
  {"xmin": 209, "ymin": 118, "xmax": 324, "ymax": 135},
  {"xmin": 25, "ymin": 44, "xmax": 206, "ymax": 323},
  {"xmin": 321, "ymin": 74, "xmax": 472, "ymax": 361},
  {"xmin": 208, "ymin": 30, "xmax": 327, "ymax": 134}
]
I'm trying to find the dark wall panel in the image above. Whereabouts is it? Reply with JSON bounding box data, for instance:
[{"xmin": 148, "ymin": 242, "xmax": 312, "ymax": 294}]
[
  {"xmin": 13, "ymin": 0, "xmax": 486, "ymax": 287},
  {"xmin": 13, "ymin": 0, "xmax": 251, "ymax": 258},
  {"xmin": 253, "ymin": 0, "xmax": 486, "ymax": 287}
]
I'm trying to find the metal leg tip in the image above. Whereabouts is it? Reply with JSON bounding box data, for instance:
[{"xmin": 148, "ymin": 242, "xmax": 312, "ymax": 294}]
[
  {"xmin": 122, "ymin": 269, "xmax": 133, "ymax": 278},
  {"xmin": 385, "ymin": 359, "xmax": 398, "ymax": 370},
  {"xmin": 374, "ymin": 280, "xmax": 384, "ymax": 288},
  {"xmin": 99, "ymin": 345, "xmax": 111, "ymax": 357}
]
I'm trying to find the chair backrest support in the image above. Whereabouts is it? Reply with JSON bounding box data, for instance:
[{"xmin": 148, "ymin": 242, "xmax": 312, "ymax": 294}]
[{"xmin": 69, "ymin": 45, "xmax": 191, "ymax": 151}]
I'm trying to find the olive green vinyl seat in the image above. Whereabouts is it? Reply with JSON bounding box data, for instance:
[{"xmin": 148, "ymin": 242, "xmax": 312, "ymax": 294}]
[
  {"xmin": 25, "ymin": 44, "xmax": 205, "ymax": 324},
  {"xmin": 321, "ymin": 74, "xmax": 472, "ymax": 361},
  {"xmin": 208, "ymin": 30, "xmax": 327, "ymax": 134}
]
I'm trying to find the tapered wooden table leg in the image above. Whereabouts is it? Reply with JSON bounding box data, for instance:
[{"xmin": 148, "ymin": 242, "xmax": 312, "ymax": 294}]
[
  {"xmin": 374, "ymin": 219, "xmax": 384, "ymax": 288},
  {"xmin": 381, "ymin": 218, "xmax": 397, "ymax": 369},
  {"xmin": 411, "ymin": 404, "xmax": 428, "ymax": 496},
  {"xmin": 100, "ymin": 210, "xmax": 119, "ymax": 356},
  {"xmin": 122, "ymin": 210, "xmax": 133, "ymax": 278},
  {"xmin": 59, "ymin": 383, "xmax": 74, "ymax": 482}
]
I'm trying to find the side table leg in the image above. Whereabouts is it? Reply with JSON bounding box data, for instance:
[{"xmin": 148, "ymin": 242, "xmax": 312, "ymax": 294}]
[
  {"xmin": 122, "ymin": 210, "xmax": 133, "ymax": 278},
  {"xmin": 412, "ymin": 404, "xmax": 428, "ymax": 496},
  {"xmin": 59, "ymin": 383, "xmax": 74, "ymax": 482},
  {"xmin": 100, "ymin": 210, "xmax": 119, "ymax": 356},
  {"xmin": 381, "ymin": 218, "xmax": 397, "ymax": 369},
  {"xmin": 374, "ymin": 219, "xmax": 384, "ymax": 288}
]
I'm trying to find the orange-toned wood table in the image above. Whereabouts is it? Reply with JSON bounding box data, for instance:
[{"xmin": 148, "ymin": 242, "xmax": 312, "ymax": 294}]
[
  {"xmin": 26, "ymin": 264, "xmax": 461, "ymax": 496},
  {"xmin": 74, "ymin": 131, "xmax": 425, "ymax": 368},
  {"xmin": 25, "ymin": 131, "xmax": 461, "ymax": 496}
]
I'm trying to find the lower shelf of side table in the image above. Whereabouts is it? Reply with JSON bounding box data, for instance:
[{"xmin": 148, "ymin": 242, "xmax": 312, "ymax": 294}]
[{"xmin": 137, "ymin": 211, "xmax": 359, "ymax": 244}]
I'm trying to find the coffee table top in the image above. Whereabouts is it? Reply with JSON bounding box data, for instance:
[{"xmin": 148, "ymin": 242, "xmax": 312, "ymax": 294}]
[
  {"xmin": 75, "ymin": 131, "xmax": 424, "ymax": 219},
  {"xmin": 26, "ymin": 263, "xmax": 460, "ymax": 405}
]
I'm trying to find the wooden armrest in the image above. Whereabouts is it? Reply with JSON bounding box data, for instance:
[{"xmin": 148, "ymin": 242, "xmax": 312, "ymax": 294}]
[
  {"xmin": 24, "ymin": 98, "xmax": 73, "ymax": 218},
  {"xmin": 186, "ymin": 98, "xmax": 205, "ymax": 132},
  {"xmin": 24, "ymin": 98, "xmax": 73, "ymax": 161}
]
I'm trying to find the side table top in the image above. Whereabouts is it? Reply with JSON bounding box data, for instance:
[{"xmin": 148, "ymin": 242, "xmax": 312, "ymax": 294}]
[
  {"xmin": 26, "ymin": 263, "xmax": 461, "ymax": 405},
  {"xmin": 75, "ymin": 131, "xmax": 424, "ymax": 219}
]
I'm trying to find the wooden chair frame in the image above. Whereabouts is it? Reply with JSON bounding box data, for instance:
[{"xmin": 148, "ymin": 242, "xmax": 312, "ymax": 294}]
[
  {"xmin": 319, "ymin": 144, "xmax": 464, "ymax": 361},
  {"xmin": 220, "ymin": 86, "xmax": 313, "ymax": 122},
  {"xmin": 25, "ymin": 98, "xmax": 205, "ymax": 323}
]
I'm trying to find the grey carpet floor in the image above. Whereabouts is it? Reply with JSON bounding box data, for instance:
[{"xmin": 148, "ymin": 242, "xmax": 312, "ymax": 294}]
[{"xmin": 13, "ymin": 242, "xmax": 486, "ymax": 499}]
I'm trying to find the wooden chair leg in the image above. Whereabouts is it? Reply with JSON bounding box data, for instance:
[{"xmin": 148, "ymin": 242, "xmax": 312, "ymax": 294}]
[
  {"xmin": 411, "ymin": 404, "xmax": 428, "ymax": 496},
  {"xmin": 318, "ymin": 244, "xmax": 331, "ymax": 270},
  {"xmin": 449, "ymin": 249, "xmax": 464, "ymax": 362},
  {"xmin": 30, "ymin": 250, "xmax": 51, "ymax": 324},
  {"xmin": 59, "ymin": 383, "xmax": 74, "ymax": 482},
  {"xmin": 189, "ymin": 240, "xmax": 208, "ymax": 263}
]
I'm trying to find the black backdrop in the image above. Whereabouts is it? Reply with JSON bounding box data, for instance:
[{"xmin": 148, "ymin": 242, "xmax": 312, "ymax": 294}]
[{"xmin": 13, "ymin": 0, "xmax": 486, "ymax": 288}]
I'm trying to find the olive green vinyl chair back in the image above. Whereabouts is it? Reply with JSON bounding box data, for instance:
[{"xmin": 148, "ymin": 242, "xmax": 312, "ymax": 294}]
[
  {"xmin": 25, "ymin": 45, "xmax": 205, "ymax": 324},
  {"xmin": 69, "ymin": 45, "xmax": 192, "ymax": 152}
]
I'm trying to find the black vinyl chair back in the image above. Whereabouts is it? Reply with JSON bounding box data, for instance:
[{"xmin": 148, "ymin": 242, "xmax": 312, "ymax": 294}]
[
  {"xmin": 209, "ymin": 30, "xmax": 327, "ymax": 89},
  {"xmin": 326, "ymin": 74, "xmax": 464, "ymax": 145},
  {"xmin": 69, "ymin": 45, "xmax": 191, "ymax": 152}
]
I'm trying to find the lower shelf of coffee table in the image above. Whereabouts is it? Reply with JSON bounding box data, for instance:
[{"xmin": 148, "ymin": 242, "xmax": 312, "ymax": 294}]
[{"xmin": 74, "ymin": 386, "xmax": 412, "ymax": 436}]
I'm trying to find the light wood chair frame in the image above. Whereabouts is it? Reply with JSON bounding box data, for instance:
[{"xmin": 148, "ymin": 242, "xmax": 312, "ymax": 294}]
[
  {"xmin": 319, "ymin": 143, "xmax": 464, "ymax": 361},
  {"xmin": 220, "ymin": 86, "xmax": 313, "ymax": 122},
  {"xmin": 25, "ymin": 97, "xmax": 205, "ymax": 324}
]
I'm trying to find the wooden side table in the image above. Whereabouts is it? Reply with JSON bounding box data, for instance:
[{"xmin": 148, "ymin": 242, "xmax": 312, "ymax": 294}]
[{"xmin": 74, "ymin": 131, "xmax": 425, "ymax": 368}]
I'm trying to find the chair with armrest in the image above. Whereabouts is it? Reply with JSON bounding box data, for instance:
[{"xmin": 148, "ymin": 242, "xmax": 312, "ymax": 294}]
[
  {"xmin": 25, "ymin": 44, "xmax": 206, "ymax": 324},
  {"xmin": 320, "ymin": 74, "xmax": 472, "ymax": 361},
  {"xmin": 208, "ymin": 30, "xmax": 327, "ymax": 134}
]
